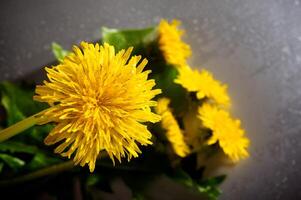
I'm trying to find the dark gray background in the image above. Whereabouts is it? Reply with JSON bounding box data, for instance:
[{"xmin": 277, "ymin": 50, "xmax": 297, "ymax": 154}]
[{"xmin": 0, "ymin": 0, "xmax": 301, "ymax": 199}]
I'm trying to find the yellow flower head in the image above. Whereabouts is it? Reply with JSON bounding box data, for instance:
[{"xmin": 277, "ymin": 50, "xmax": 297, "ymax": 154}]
[
  {"xmin": 175, "ymin": 66, "xmax": 230, "ymax": 107},
  {"xmin": 198, "ymin": 103, "xmax": 249, "ymax": 161},
  {"xmin": 156, "ymin": 98, "xmax": 190, "ymax": 157},
  {"xmin": 182, "ymin": 107, "xmax": 202, "ymax": 149},
  {"xmin": 158, "ymin": 19, "xmax": 192, "ymax": 67},
  {"xmin": 34, "ymin": 42, "xmax": 161, "ymax": 172}
]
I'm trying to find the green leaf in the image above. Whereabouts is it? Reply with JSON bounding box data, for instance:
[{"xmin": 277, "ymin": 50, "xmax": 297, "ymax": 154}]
[
  {"xmin": 102, "ymin": 27, "xmax": 156, "ymax": 54},
  {"xmin": 0, "ymin": 82, "xmax": 52, "ymax": 143},
  {"xmin": 52, "ymin": 42, "xmax": 70, "ymax": 62},
  {"xmin": 197, "ymin": 186, "xmax": 221, "ymax": 200},
  {"xmin": 0, "ymin": 153, "xmax": 25, "ymax": 171},
  {"xmin": 170, "ymin": 169, "xmax": 194, "ymax": 188},
  {"xmin": 197, "ymin": 175, "xmax": 226, "ymax": 200},
  {"xmin": 85, "ymin": 172, "xmax": 113, "ymax": 193},
  {"xmin": 132, "ymin": 193, "xmax": 145, "ymax": 200},
  {"xmin": 27, "ymin": 153, "xmax": 62, "ymax": 170},
  {"xmin": 0, "ymin": 141, "xmax": 38, "ymax": 154},
  {"xmin": 153, "ymin": 66, "xmax": 188, "ymax": 115},
  {"xmin": 199, "ymin": 175, "xmax": 226, "ymax": 186},
  {"xmin": 29, "ymin": 124, "xmax": 53, "ymax": 142},
  {"xmin": 1, "ymin": 86, "xmax": 25, "ymax": 125},
  {"xmin": 86, "ymin": 174, "xmax": 104, "ymax": 186},
  {"xmin": 168, "ymin": 169, "xmax": 226, "ymax": 200},
  {"xmin": 0, "ymin": 162, "xmax": 4, "ymax": 173},
  {"xmin": 0, "ymin": 82, "xmax": 48, "ymax": 125}
]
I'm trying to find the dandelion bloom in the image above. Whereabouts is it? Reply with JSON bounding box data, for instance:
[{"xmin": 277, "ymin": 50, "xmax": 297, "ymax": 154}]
[
  {"xmin": 175, "ymin": 66, "xmax": 230, "ymax": 107},
  {"xmin": 182, "ymin": 109, "xmax": 203, "ymax": 151},
  {"xmin": 156, "ymin": 98, "xmax": 190, "ymax": 157},
  {"xmin": 198, "ymin": 103, "xmax": 249, "ymax": 161},
  {"xmin": 158, "ymin": 19, "xmax": 192, "ymax": 67},
  {"xmin": 34, "ymin": 42, "xmax": 161, "ymax": 172}
]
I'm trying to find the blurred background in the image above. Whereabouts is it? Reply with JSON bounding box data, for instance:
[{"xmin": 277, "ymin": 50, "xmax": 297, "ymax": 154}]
[{"xmin": 0, "ymin": 0, "xmax": 301, "ymax": 199}]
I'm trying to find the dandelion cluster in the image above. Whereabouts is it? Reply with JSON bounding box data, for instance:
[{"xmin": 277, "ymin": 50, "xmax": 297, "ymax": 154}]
[{"xmin": 157, "ymin": 19, "xmax": 249, "ymax": 161}]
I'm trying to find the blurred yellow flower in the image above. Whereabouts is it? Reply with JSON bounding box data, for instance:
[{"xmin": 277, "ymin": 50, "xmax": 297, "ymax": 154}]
[
  {"xmin": 198, "ymin": 103, "xmax": 249, "ymax": 161},
  {"xmin": 156, "ymin": 98, "xmax": 190, "ymax": 157},
  {"xmin": 158, "ymin": 19, "xmax": 192, "ymax": 67},
  {"xmin": 175, "ymin": 66, "xmax": 230, "ymax": 107},
  {"xmin": 182, "ymin": 107, "xmax": 203, "ymax": 150},
  {"xmin": 34, "ymin": 42, "xmax": 161, "ymax": 172}
]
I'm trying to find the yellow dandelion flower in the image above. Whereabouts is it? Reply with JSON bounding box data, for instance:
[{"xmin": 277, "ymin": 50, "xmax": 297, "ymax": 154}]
[
  {"xmin": 198, "ymin": 103, "xmax": 249, "ymax": 161},
  {"xmin": 182, "ymin": 108, "xmax": 202, "ymax": 149},
  {"xmin": 158, "ymin": 19, "xmax": 192, "ymax": 67},
  {"xmin": 175, "ymin": 66, "xmax": 230, "ymax": 107},
  {"xmin": 34, "ymin": 42, "xmax": 162, "ymax": 172},
  {"xmin": 156, "ymin": 98, "xmax": 190, "ymax": 157}
]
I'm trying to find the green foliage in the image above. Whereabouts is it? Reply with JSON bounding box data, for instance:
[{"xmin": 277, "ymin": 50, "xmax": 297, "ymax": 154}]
[
  {"xmin": 102, "ymin": 27, "xmax": 156, "ymax": 54},
  {"xmin": 0, "ymin": 82, "xmax": 47, "ymax": 125},
  {"xmin": 0, "ymin": 153, "xmax": 25, "ymax": 171},
  {"xmin": 0, "ymin": 82, "xmax": 62, "ymax": 174},
  {"xmin": 0, "ymin": 141, "xmax": 38, "ymax": 154},
  {"xmin": 0, "ymin": 82, "xmax": 42, "ymax": 117},
  {"xmin": 52, "ymin": 42, "xmax": 70, "ymax": 62},
  {"xmin": 132, "ymin": 193, "xmax": 145, "ymax": 200},
  {"xmin": 169, "ymin": 169, "xmax": 226, "ymax": 200},
  {"xmin": 86, "ymin": 174, "xmax": 103, "ymax": 186},
  {"xmin": 171, "ymin": 169, "xmax": 194, "ymax": 187},
  {"xmin": 0, "ymin": 162, "xmax": 4, "ymax": 173},
  {"xmin": 27, "ymin": 152, "xmax": 62, "ymax": 170},
  {"xmin": 85, "ymin": 173, "xmax": 113, "ymax": 193},
  {"xmin": 153, "ymin": 66, "xmax": 188, "ymax": 115},
  {"xmin": 29, "ymin": 124, "xmax": 54, "ymax": 142},
  {"xmin": 197, "ymin": 175, "xmax": 226, "ymax": 200}
]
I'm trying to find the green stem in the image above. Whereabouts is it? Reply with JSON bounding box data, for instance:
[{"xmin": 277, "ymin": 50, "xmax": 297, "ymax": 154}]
[
  {"xmin": 0, "ymin": 160, "xmax": 75, "ymax": 186},
  {"xmin": 0, "ymin": 111, "xmax": 44, "ymax": 142}
]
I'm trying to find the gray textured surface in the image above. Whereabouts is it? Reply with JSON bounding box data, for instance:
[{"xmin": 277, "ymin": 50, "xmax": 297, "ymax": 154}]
[{"xmin": 1, "ymin": 0, "xmax": 301, "ymax": 199}]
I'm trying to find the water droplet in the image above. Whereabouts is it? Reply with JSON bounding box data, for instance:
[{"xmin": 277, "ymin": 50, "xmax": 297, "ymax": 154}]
[
  {"xmin": 17, "ymin": 70, "xmax": 23, "ymax": 76},
  {"xmin": 296, "ymin": 55, "xmax": 301, "ymax": 64},
  {"xmin": 114, "ymin": 19, "xmax": 120, "ymax": 24},
  {"xmin": 40, "ymin": 20, "xmax": 46, "ymax": 25},
  {"xmin": 27, "ymin": 52, "xmax": 32, "ymax": 59},
  {"xmin": 43, "ymin": 44, "xmax": 50, "ymax": 50},
  {"xmin": 153, "ymin": 16, "xmax": 160, "ymax": 23},
  {"xmin": 281, "ymin": 46, "xmax": 290, "ymax": 55},
  {"xmin": 292, "ymin": 160, "xmax": 296, "ymax": 165},
  {"xmin": 281, "ymin": 177, "xmax": 288, "ymax": 183},
  {"xmin": 79, "ymin": 24, "xmax": 85, "ymax": 29},
  {"xmin": 136, "ymin": 10, "xmax": 142, "ymax": 15}
]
